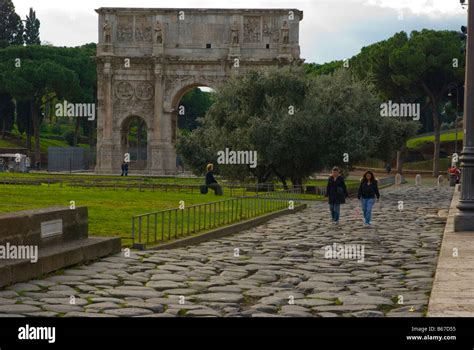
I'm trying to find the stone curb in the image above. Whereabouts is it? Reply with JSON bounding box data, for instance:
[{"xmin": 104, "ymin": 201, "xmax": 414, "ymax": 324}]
[{"xmin": 427, "ymin": 185, "xmax": 474, "ymax": 316}]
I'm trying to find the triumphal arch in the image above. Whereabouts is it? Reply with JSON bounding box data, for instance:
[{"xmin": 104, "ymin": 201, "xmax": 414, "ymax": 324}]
[{"xmin": 95, "ymin": 8, "xmax": 303, "ymax": 174}]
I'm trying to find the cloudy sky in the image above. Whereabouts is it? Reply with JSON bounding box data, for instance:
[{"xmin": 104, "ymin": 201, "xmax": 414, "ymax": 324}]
[{"xmin": 12, "ymin": 0, "xmax": 467, "ymax": 64}]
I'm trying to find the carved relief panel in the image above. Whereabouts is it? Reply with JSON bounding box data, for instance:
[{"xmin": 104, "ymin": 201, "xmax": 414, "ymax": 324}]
[
  {"xmin": 115, "ymin": 81, "xmax": 134, "ymax": 100},
  {"xmin": 116, "ymin": 16, "xmax": 133, "ymax": 42},
  {"xmin": 135, "ymin": 82, "xmax": 154, "ymax": 100},
  {"xmin": 262, "ymin": 16, "xmax": 280, "ymax": 44},
  {"xmin": 135, "ymin": 16, "xmax": 152, "ymax": 42},
  {"xmin": 244, "ymin": 16, "xmax": 261, "ymax": 43},
  {"xmin": 114, "ymin": 80, "xmax": 154, "ymax": 111}
]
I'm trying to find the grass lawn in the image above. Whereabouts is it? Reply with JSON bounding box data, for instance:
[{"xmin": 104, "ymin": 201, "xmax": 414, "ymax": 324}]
[
  {"xmin": 0, "ymin": 139, "xmax": 19, "ymax": 148},
  {"xmin": 0, "ymin": 172, "xmax": 361, "ymax": 191},
  {"xmin": 0, "ymin": 172, "xmax": 202, "ymax": 184},
  {"xmin": 0, "ymin": 134, "xmax": 89, "ymax": 152},
  {"xmin": 306, "ymin": 179, "xmax": 360, "ymax": 189},
  {"xmin": 0, "ymin": 183, "xmax": 244, "ymax": 247},
  {"xmin": 403, "ymin": 158, "xmax": 451, "ymax": 172},
  {"xmin": 0, "ymin": 179, "xmax": 317, "ymax": 247},
  {"xmin": 0, "ymin": 174, "xmax": 364, "ymax": 248},
  {"xmin": 407, "ymin": 131, "xmax": 463, "ymax": 149},
  {"xmin": 39, "ymin": 138, "xmax": 90, "ymax": 152}
]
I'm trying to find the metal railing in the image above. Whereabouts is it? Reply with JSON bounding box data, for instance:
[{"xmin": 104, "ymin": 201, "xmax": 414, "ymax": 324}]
[
  {"xmin": 0, "ymin": 177, "xmax": 394, "ymax": 197},
  {"xmin": 131, "ymin": 188, "xmax": 301, "ymax": 249},
  {"xmin": 70, "ymin": 181, "xmax": 255, "ymax": 196},
  {"xmin": 68, "ymin": 181, "xmax": 319, "ymax": 197}
]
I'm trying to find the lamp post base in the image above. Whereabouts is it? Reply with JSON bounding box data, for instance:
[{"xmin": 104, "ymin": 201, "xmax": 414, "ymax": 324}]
[
  {"xmin": 454, "ymin": 207, "xmax": 474, "ymax": 231},
  {"xmin": 454, "ymin": 146, "xmax": 474, "ymax": 231}
]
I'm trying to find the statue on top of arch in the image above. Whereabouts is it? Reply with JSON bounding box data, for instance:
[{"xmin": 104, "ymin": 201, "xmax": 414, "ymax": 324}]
[
  {"xmin": 281, "ymin": 20, "xmax": 290, "ymax": 45},
  {"xmin": 231, "ymin": 22, "xmax": 240, "ymax": 45},
  {"xmin": 103, "ymin": 20, "xmax": 111, "ymax": 43},
  {"xmin": 154, "ymin": 20, "xmax": 164, "ymax": 45}
]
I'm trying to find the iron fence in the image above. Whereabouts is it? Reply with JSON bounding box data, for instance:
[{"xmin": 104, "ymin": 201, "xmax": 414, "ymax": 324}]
[
  {"xmin": 68, "ymin": 181, "xmax": 329, "ymax": 197},
  {"xmin": 131, "ymin": 189, "xmax": 301, "ymax": 249},
  {"xmin": 47, "ymin": 147, "xmax": 96, "ymax": 172}
]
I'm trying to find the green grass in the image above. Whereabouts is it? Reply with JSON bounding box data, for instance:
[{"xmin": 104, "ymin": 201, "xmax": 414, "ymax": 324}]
[
  {"xmin": 0, "ymin": 181, "xmax": 309, "ymax": 247},
  {"xmin": 407, "ymin": 131, "xmax": 463, "ymax": 149},
  {"xmin": 306, "ymin": 179, "xmax": 360, "ymax": 189},
  {"xmin": 403, "ymin": 158, "xmax": 450, "ymax": 171},
  {"xmin": 39, "ymin": 138, "xmax": 84, "ymax": 152},
  {"xmin": 0, "ymin": 172, "xmax": 202, "ymax": 184},
  {"xmin": 0, "ymin": 139, "xmax": 19, "ymax": 148},
  {"xmin": 0, "ymin": 133, "xmax": 89, "ymax": 152},
  {"xmin": 0, "ymin": 172, "xmax": 361, "ymax": 190},
  {"xmin": 32, "ymin": 137, "xmax": 90, "ymax": 152},
  {"xmin": 0, "ymin": 172, "xmax": 370, "ymax": 248},
  {"xmin": 0, "ymin": 183, "xmax": 243, "ymax": 246},
  {"xmin": 0, "ymin": 173, "xmax": 356, "ymax": 203}
]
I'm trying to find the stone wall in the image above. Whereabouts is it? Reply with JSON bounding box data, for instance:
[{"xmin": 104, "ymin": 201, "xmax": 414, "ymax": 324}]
[
  {"xmin": 0, "ymin": 207, "xmax": 88, "ymax": 248},
  {"xmin": 0, "ymin": 207, "xmax": 121, "ymax": 288}
]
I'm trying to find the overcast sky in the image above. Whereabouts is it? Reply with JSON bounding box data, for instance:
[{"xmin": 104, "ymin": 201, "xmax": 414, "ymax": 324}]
[{"xmin": 12, "ymin": 0, "xmax": 467, "ymax": 64}]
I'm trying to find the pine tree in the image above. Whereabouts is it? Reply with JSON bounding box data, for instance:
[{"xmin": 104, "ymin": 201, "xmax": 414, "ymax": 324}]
[
  {"xmin": 0, "ymin": 93, "xmax": 15, "ymax": 139},
  {"xmin": 23, "ymin": 7, "xmax": 40, "ymax": 45},
  {"xmin": 0, "ymin": 0, "xmax": 24, "ymax": 48}
]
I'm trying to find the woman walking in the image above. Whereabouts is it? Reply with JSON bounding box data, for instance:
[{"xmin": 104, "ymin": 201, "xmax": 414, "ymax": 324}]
[
  {"xmin": 357, "ymin": 171, "xmax": 380, "ymax": 227},
  {"xmin": 326, "ymin": 167, "xmax": 349, "ymax": 225}
]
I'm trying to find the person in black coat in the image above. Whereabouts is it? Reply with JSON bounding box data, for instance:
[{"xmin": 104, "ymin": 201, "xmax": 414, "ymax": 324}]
[
  {"xmin": 357, "ymin": 170, "xmax": 380, "ymax": 227},
  {"xmin": 121, "ymin": 161, "xmax": 129, "ymax": 176},
  {"xmin": 325, "ymin": 167, "xmax": 349, "ymax": 225},
  {"xmin": 205, "ymin": 163, "xmax": 223, "ymax": 195}
]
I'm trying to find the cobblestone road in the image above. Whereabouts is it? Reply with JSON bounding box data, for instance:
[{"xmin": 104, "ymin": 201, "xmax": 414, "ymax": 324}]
[{"xmin": 0, "ymin": 186, "xmax": 453, "ymax": 317}]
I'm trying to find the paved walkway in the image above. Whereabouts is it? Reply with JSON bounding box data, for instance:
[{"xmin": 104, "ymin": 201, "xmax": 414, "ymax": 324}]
[
  {"xmin": 428, "ymin": 186, "xmax": 474, "ymax": 316},
  {"xmin": 0, "ymin": 186, "xmax": 453, "ymax": 317}
]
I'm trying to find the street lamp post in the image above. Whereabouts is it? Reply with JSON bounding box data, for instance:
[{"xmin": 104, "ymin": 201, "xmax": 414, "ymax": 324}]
[
  {"xmin": 448, "ymin": 83, "xmax": 460, "ymax": 155},
  {"xmin": 455, "ymin": 0, "xmax": 474, "ymax": 231}
]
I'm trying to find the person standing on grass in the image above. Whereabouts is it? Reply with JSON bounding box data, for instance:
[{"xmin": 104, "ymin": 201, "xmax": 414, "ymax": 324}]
[
  {"xmin": 357, "ymin": 170, "xmax": 380, "ymax": 227},
  {"xmin": 326, "ymin": 167, "xmax": 349, "ymax": 225}
]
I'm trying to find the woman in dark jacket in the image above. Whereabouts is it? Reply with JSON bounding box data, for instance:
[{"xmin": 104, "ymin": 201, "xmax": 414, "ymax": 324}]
[
  {"xmin": 326, "ymin": 167, "xmax": 349, "ymax": 225},
  {"xmin": 357, "ymin": 171, "xmax": 380, "ymax": 227}
]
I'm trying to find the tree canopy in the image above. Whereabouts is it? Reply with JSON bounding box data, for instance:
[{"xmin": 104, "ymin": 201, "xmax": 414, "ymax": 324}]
[
  {"xmin": 0, "ymin": 45, "xmax": 96, "ymax": 163},
  {"xmin": 177, "ymin": 66, "xmax": 416, "ymax": 186},
  {"xmin": 23, "ymin": 7, "xmax": 41, "ymax": 45},
  {"xmin": 351, "ymin": 29, "xmax": 465, "ymax": 176},
  {"xmin": 178, "ymin": 88, "xmax": 214, "ymax": 131},
  {"xmin": 0, "ymin": 0, "xmax": 24, "ymax": 48}
]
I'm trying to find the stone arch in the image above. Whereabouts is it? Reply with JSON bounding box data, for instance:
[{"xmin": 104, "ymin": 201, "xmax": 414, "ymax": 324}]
[
  {"xmin": 95, "ymin": 7, "xmax": 303, "ymax": 175},
  {"xmin": 168, "ymin": 81, "xmax": 218, "ymax": 144},
  {"xmin": 171, "ymin": 82, "xmax": 213, "ymax": 112},
  {"xmin": 120, "ymin": 115, "xmax": 149, "ymax": 170}
]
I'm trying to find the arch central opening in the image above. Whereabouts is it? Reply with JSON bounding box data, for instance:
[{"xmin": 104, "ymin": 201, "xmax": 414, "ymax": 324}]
[
  {"xmin": 121, "ymin": 115, "xmax": 148, "ymax": 171},
  {"xmin": 173, "ymin": 85, "xmax": 215, "ymax": 173}
]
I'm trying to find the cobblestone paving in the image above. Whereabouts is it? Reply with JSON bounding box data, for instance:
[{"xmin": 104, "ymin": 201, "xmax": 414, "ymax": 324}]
[{"xmin": 0, "ymin": 186, "xmax": 452, "ymax": 317}]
